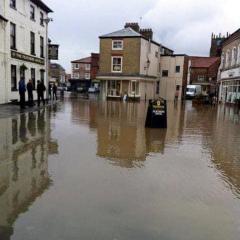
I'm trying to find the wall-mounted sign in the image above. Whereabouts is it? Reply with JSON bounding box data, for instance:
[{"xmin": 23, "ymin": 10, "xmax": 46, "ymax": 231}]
[
  {"xmin": 11, "ymin": 50, "xmax": 45, "ymax": 65},
  {"xmin": 49, "ymin": 44, "xmax": 59, "ymax": 60}
]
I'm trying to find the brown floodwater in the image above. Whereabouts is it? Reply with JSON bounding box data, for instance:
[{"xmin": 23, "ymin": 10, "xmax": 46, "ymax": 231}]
[{"xmin": 0, "ymin": 99, "xmax": 240, "ymax": 240}]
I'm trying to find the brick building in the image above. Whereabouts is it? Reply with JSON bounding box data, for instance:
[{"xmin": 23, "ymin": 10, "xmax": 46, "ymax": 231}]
[
  {"xmin": 70, "ymin": 53, "xmax": 99, "ymax": 91},
  {"xmin": 218, "ymin": 28, "xmax": 240, "ymax": 103},
  {"xmin": 49, "ymin": 63, "xmax": 66, "ymax": 85},
  {"xmin": 187, "ymin": 57, "xmax": 220, "ymax": 94},
  {"xmin": 97, "ymin": 22, "xmax": 173, "ymax": 101}
]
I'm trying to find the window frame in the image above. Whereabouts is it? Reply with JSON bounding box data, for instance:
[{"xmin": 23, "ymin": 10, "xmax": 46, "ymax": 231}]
[
  {"xmin": 112, "ymin": 40, "xmax": 123, "ymax": 50},
  {"xmin": 11, "ymin": 65, "xmax": 17, "ymax": 91},
  {"xmin": 85, "ymin": 73, "xmax": 90, "ymax": 80},
  {"xmin": 30, "ymin": 5, "xmax": 35, "ymax": 21},
  {"xmin": 162, "ymin": 70, "xmax": 168, "ymax": 77},
  {"xmin": 40, "ymin": 36, "xmax": 44, "ymax": 58},
  {"xmin": 40, "ymin": 12, "xmax": 44, "ymax": 26},
  {"xmin": 176, "ymin": 66, "xmax": 181, "ymax": 73},
  {"xmin": 85, "ymin": 64, "xmax": 91, "ymax": 71},
  {"xmin": 10, "ymin": 0, "xmax": 16, "ymax": 9},
  {"xmin": 30, "ymin": 31, "xmax": 35, "ymax": 55},
  {"xmin": 10, "ymin": 22, "xmax": 16, "ymax": 50},
  {"xmin": 111, "ymin": 56, "xmax": 123, "ymax": 73}
]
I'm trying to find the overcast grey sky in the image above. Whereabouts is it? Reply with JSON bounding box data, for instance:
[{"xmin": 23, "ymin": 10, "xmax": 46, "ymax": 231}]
[{"xmin": 45, "ymin": 0, "xmax": 240, "ymax": 73}]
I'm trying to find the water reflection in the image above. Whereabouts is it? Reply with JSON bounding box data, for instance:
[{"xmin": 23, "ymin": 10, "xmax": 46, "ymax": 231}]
[{"xmin": 0, "ymin": 108, "xmax": 58, "ymax": 240}]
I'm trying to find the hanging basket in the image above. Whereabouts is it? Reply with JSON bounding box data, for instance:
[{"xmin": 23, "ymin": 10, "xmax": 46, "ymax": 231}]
[{"xmin": 20, "ymin": 64, "xmax": 28, "ymax": 71}]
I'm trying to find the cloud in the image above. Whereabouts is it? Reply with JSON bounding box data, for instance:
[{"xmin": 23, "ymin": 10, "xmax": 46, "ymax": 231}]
[{"xmin": 44, "ymin": 0, "xmax": 240, "ymax": 72}]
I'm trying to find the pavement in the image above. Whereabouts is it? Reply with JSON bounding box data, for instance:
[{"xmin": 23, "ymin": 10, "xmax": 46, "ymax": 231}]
[{"xmin": 0, "ymin": 101, "xmax": 59, "ymax": 119}]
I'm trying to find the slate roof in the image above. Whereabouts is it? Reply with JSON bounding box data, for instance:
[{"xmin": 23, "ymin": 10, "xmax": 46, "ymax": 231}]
[
  {"xmin": 100, "ymin": 27, "xmax": 142, "ymax": 38},
  {"xmin": 190, "ymin": 57, "xmax": 220, "ymax": 68},
  {"xmin": 71, "ymin": 57, "xmax": 92, "ymax": 63}
]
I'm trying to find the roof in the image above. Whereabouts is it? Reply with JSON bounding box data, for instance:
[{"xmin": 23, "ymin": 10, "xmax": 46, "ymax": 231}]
[
  {"xmin": 71, "ymin": 56, "xmax": 92, "ymax": 63},
  {"xmin": 100, "ymin": 27, "xmax": 142, "ymax": 38},
  {"xmin": 222, "ymin": 28, "xmax": 240, "ymax": 47},
  {"xmin": 50, "ymin": 63, "xmax": 65, "ymax": 71},
  {"xmin": 190, "ymin": 57, "xmax": 220, "ymax": 68},
  {"xmin": 30, "ymin": 0, "xmax": 53, "ymax": 13}
]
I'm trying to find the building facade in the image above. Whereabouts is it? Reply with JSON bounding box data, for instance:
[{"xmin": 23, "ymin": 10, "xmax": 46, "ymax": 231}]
[
  {"xmin": 0, "ymin": 0, "xmax": 52, "ymax": 104},
  {"xmin": 187, "ymin": 56, "xmax": 220, "ymax": 94},
  {"xmin": 159, "ymin": 55, "xmax": 188, "ymax": 101},
  {"xmin": 70, "ymin": 53, "xmax": 99, "ymax": 91},
  {"xmin": 218, "ymin": 29, "xmax": 240, "ymax": 104},
  {"xmin": 97, "ymin": 23, "xmax": 173, "ymax": 101},
  {"xmin": 49, "ymin": 63, "xmax": 66, "ymax": 85}
]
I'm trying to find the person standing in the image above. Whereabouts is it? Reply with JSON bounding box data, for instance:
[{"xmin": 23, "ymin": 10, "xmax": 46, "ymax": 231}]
[
  {"xmin": 48, "ymin": 83, "xmax": 52, "ymax": 100},
  {"xmin": 53, "ymin": 83, "xmax": 57, "ymax": 101},
  {"xmin": 37, "ymin": 80, "xmax": 46, "ymax": 106},
  {"xmin": 27, "ymin": 79, "xmax": 34, "ymax": 106},
  {"xmin": 19, "ymin": 78, "xmax": 26, "ymax": 109}
]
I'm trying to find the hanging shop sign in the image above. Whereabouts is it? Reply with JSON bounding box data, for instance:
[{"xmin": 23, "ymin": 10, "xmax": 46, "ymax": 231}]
[{"xmin": 49, "ymin": 44, "xmax": 59, "ymax": 60}]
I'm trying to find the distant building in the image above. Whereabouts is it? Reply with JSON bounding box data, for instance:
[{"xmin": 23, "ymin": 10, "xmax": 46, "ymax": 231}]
[
  {"xmin": 218, "ymin": 29, "xmax": 240, "ymax": 104},
  {"xmin": 187, "ymin": 56, "xmax": 220, "ymax": 94},
  {"xmin": 97, "ymin": 22, "xmax": 173, "ymax": 101},
  {"xmin": 49, "ymin": 63, "xmax": 66, "ymax": 85},
  {"xmin": 0, "ymin": 0, "xmax": 53, "ymax": 104},
  {"xmin": 70, "ymin": 53, "xmax": 99, "ymax": 91},
  {"xmin": 210, "ymin": 33, "xmax": 228, "ymax": 57},
  {"xmin": 160, "ymin": 54, "xmax": 189, "ymax": 101}
]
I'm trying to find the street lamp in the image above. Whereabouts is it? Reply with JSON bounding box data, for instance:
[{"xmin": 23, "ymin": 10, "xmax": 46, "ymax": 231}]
[{"xmin": 43, "ymin": 17, "xmax": 53, "ymax": 101}]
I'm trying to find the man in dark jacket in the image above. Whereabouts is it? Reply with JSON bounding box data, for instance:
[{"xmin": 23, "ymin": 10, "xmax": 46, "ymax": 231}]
[
  {"xmin": 27, "ymin": 79, "xmax": 34, "ymax": 106},
  {"xmin": 19, "ymin": 78, "xmax": 26, "ymax": 109},
  {"xmin": 37, "ymin": 80, "xmax": 46, "ymax": 107},
  {"xmin": 53, "ymin": 83, "xmax": 57, "ymax": 100}
]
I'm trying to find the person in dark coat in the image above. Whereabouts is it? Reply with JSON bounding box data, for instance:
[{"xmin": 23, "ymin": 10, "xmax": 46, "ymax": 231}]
[
  {"xmin": 37, "ymin": 80, "xmax": 46, "ymax": 107},
  {"xmin": 53, "ymin": 83, "xmax": 57, "ymax": 100},
  {"xmin": 48, "ymin": 83, "xmax": 52, "ymax": 100},
  {"xmin": 27, "ymin": 79, "xmax": 34, "ymax": 106},
  {"xmin": 18, "ymin": 78, "xmax": 26, "ymax": 109}
]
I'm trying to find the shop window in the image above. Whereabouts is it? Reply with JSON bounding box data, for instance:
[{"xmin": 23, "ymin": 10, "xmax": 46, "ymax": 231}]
[{"xmin": 31, "ymin": 68, "xmax": 36, "ymax": 89}]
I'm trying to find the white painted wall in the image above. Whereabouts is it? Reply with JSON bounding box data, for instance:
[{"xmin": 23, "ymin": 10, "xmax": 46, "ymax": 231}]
[
  {"xmin": 160, "ymin": 56, "xmax": 185, "ymax": 101},
  {"xmin": 140, "ymin": 38, "xmax": 160, "ymax": 77},
  {"xmin": 0, "ymin": 0, "xmax": 49, "ymax": 104}
]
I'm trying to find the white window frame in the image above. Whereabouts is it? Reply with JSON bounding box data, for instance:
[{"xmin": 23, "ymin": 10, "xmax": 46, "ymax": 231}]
[
  {"xmin": 73, "ymin": 73, "xmax": 79, "ymax": 79},
  {"xmin": 112, "ymin": 40, "xmax": 123, "ymax": 50},
  {"xmin": 111, "ymin": 56, "xmax": 123, "ymax": 73},
  {"xmin": 74, "ymin": 63, "xmax": 79, "ymax": 69},
  {"xmin": 85, "ymin": 64, "xmax": 90, "ymax": 71},
  {"xmin": 85, "ymin": 73, "xmax": 90, "ymax": 79}
]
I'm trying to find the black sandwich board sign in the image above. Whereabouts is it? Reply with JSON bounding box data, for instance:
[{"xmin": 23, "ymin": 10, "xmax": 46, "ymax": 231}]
[{"xmin": 145, "ymin": 98, "xmax": 167, "ymax": 128}]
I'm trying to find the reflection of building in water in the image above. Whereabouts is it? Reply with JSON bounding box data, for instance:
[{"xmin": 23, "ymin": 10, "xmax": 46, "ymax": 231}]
[
  {"xmin": 0, "ymin": 109, "xmax": 58, "ymax": 239},
  {"xmin": 95, "ymin": 101, "xmax": 184, "ymax": 167}
]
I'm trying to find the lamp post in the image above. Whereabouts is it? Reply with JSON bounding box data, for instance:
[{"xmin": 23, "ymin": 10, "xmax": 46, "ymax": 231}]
[{"xmin": 43, "ymin": 17, "xmax": 53, "ymax": 101}]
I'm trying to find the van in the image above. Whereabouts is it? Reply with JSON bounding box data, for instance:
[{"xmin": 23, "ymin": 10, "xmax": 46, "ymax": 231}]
[{"xmin": 186, "ymin": 85, "xmax": 202, "ymax": 99}]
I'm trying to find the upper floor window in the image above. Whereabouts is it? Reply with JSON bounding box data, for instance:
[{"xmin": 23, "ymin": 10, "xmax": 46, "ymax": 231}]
[
  {"xmin": 85, "ymin": 64, "xmax": 90, "ymax": 71},
  {"xmin": 30, "ymin": 31, "xmax": 35, "ymax": 55},
  {"xmin": 10, "ymin": 22, "xmax": 16, "ymax": 50},
  {"xmin": 112, "ymin": 57, "xmax": 122, "ymax": 72},
  {"xmin": 30, "ymin": 5, "xmax": 35, "ymax": 20},
  {"xmin": 74, "ymin": 63, "xmax": 79, "ymax": 69},
  {"xmin": 10, "ymin": 0, "xmax": 16, "ymax": 9},
  {"xmin": 238, "ymin": 45, "xmax": 240, "ymax": 65},
  {"xmin": 40, "ymin": 12, "xmax": 44, "ymax": 26},
  {"xmin": 231, "ymin": 48, "xmax": 237, "ymax": 66},
  {"xmin": 176, "ymin": 66, "xmax": 181, "ymax": 73},
  {"xmin": 112, "ymin": 40, "xmax": 123, "ymax": 50},
  {"xmin": 221, "ymin": 53, "xmax": 225, "ymax": 68},
  {"xmin": 225, "ymin": 50, "xmax": 231, "ymax": 67},
  {"xmin": 162, "ymin": 70, "xmax": 168, "ymax": 77},
  {"xmin": 40, "ymin": 36, "xmax": 44, "ymax": 58}
]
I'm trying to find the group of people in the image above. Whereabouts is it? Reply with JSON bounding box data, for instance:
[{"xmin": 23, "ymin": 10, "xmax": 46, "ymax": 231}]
[{"xmin": 18, "ymin": 78, "xmax": 58, "ymax": 109}]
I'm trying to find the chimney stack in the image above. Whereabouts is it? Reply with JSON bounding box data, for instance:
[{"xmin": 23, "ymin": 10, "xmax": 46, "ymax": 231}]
[
  {"xmin": 124, "ymin": 22, "xmax": 140, "ymax": 32},
  {"xmin": 140, "ymin": 28, "xmax": 153, "ymax": 40}
]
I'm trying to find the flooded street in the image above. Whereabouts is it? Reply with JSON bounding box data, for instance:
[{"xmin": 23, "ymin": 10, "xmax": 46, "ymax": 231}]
[{"xmin": 0, "ymin": 99, "xmax": 240, "ymax": 240}]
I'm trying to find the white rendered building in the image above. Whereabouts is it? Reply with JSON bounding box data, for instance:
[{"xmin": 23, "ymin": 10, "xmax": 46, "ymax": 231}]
[{"xmin": 0, "ymin": 0, "xmax": 52, "ymax": 104}]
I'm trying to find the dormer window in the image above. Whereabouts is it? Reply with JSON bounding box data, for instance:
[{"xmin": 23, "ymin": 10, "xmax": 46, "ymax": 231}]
[
  {"xmin": 30, "ymin": 5, "xmax": 35, "ymax": 20},
  {"xmin": 112, "ymin": 40, "xmax": 123, "ymax": 50}
]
